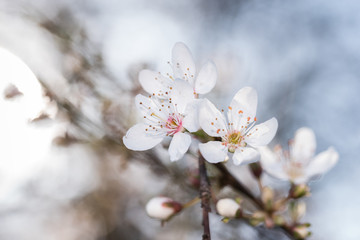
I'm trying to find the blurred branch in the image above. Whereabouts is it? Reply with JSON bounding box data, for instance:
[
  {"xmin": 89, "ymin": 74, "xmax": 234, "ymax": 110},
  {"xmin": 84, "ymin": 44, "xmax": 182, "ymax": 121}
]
[{"xmin": 215, "ymin": 163, "xmax": 263, "ymax": 209}]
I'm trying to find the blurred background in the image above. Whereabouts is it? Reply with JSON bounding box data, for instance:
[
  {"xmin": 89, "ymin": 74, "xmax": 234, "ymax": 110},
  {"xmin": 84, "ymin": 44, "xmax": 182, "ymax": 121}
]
[{"xmin": 0, "ymin": 0, "xmax": 359, "ymax": 239}]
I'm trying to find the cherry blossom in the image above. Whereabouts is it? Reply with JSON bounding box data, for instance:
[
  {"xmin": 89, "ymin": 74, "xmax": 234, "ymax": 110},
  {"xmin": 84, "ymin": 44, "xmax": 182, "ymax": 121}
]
[
  {"xmin": 259, "ymin": 127, "xmax": 339, "ymax": 184},
  {"xmin": 139, "ymin": 42, "xmax": 217, "ymax": 97},
  {"xmin": 123, "ymin": 79, "xmax": 198, "ymax": 161},
  {"xmin": 198, "ymin": 87, "xmax": 278, "ymax": 165}
]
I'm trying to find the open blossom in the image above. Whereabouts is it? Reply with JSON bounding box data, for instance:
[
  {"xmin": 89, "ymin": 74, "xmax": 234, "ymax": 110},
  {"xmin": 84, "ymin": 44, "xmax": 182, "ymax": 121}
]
[
  {"xmin": 123, "ymin": 79, "xmax": 199, "ymax": 161},
  {"xmin": 139, "ymin": 42, "xmax": 217, "ymax": 97},
  {"xmin": 259, "ymin": 127, "xmax": 339, "ymax": 184},
  {"xmin": 199, "ymin": 87, "xmax": 278, "ymax": 165},
  {"xmin": 145, "ymin": 197, "xmax": 182, "ymax": 220}
]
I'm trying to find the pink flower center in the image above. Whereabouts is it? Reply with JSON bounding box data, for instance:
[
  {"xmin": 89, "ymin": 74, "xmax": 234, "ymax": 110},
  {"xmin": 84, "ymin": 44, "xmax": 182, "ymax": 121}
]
[{"xmin": 165, "ymin": 115, "xmax": 184, "ymax": 136}]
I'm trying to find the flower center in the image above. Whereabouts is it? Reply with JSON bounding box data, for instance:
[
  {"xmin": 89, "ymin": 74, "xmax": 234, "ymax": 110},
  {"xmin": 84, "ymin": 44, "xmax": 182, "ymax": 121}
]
[
  {"xmin": 165, "ymin": 115, "xmax": 184, "ymax": 136},
  {"xmin": 222, "ymin": 130, "xmax": 246, "ymax": 153},
  {"xmin": 284, "ymin": 162, "xmax": 305, "ymax": 180}
]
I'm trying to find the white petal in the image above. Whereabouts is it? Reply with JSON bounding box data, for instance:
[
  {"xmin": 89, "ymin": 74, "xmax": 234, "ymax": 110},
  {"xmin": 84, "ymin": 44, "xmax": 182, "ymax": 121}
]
[
  {"xmin": 135, "ymin": 94, "xmax": 167, "ymax": 121},
  {"xmin": 123, "ymin": 123, "xmax": 164, "ymax": 151},
  {"xmin": 245, "ymin": 118, "xmax": 278, "ymax": 147},
  {"xmin": 171, "ymin": 42, "xmax": 196, "ymax": 84},
  {"xmin": 216, "ymin": 198, "xmax": 240, "ymax": 218},
  {"xmin": 139, "ymin": 70, "xmax": 171, "ymax": 97},
  {"xmin": 169, "ymin": 79, "xmax": 195, "ymax": 114},
  {"xmin": 232, "ymin": 147, "xmax": 259, "ymax": 165},
  {"xmin": 199, "ymin": 141, "xmax": 228, "ymax": 163},
  {"xmin": 258, "ymin": 146, "xmax": 289, "ymax": 180},
  {"xmin": 199, "ymin": 99, "xmax": 227, "ymax": 137},
  {"xmin": 195, "ymin": 60, "xmax": 217, "ymax": 94},
  {"xmin": 292, "ymin": 127, "xmax": 316, "ymax": 161},
  {"xmin": 182, "ymin": 99, "xmax": 202, "ymax": 132},
  {"xmin": 227, "ymin": 87, "xmax": 258, "ymax": 130},
  {"xmin": 168, "ymin": 132, "xmax": 192, "ymax": 161},
  {"xmin": 305, "ymin": 147, "xmax": 339, "ymax": 180}
]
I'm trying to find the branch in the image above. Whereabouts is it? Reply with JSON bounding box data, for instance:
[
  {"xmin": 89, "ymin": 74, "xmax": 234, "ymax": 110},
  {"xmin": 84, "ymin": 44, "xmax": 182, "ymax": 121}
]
[
  {"xmin": 214, "ymin": 163, "xmax": 263, "ymax": 209},
  {"xmin": 198, "ymin": 153, "xmax": 211, "ymax": 240}
]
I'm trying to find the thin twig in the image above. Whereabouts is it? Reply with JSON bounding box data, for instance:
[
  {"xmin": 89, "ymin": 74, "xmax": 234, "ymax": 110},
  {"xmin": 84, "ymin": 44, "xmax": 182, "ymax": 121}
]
[
  {"xmin": 214, "ymin": 163, "xmax": 264, "ymax": 209},
  {"xmin": 198, "ymin": 153, "xmax": 211, "ymax": 240}
]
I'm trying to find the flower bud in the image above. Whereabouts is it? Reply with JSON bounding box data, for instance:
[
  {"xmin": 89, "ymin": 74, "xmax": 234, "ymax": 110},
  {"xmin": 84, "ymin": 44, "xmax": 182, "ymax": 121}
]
[
  {"xmin": 216, "ymin": 198, "xmax": 241, "ymax": 218},
  {"xmin": 290, "ymin": 184, "xmax": 310, "ymax": 199},
  {"xmin": 293, "ymin": 224, "xmax": 311, "ymax": 239},
  {"xmin": 290, "ymin": 201, "xmax": 306, "ymax": 222},
  {"xmin": 145, "ymin": 197, "xmax": 182, "ymax": 220},
  {"xmin": 187, "ymin": 169, "xmax": 200, "ymax": 189},
  {"xmin": 273, "ymin": 214, "xmax": 286, "ymax": 226},
  {"xmin": 249, "ymin": 162, "xmax": 263, "ymax": 179},
  {"xmin": 249, "ymin": 211, "xmax": 266, "ymax": 226},
  {"xmin": 261, "ymin": 186, "xmax": 275, "ymax": 210}
]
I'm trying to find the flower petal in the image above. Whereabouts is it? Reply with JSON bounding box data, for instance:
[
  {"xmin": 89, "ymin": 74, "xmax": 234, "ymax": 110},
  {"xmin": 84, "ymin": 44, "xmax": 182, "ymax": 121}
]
[
  {"xmin": 139, "ymin": 70, "xmax": 171, "ymax": 98},
  {"xmin": 199, "ymin": 99, "xmax": 227, "ymax": 137},
  {"xmin": 123, "ymin": 123, "xmax": 164, "ymax": 151},
  {"xmin": 232, "ymin": 147, "xmax": 259, "ymax": 165},
  {"xmin": 169, "ymin": 79, "xmax": 195, "ymax": 114},
  {"xmin": 245, "ymin": 118, "xmax": 278, "ymax": 147},
  {"xmin": 135, "ymin": 94, "xmax": 168, "ymax": 121},
  {"xmin": 292, "ymin": 127, "xmax": 316, "ymax": 162},
  {"xmin": 168, "ymin": 132, "xmax": 192, "ymax": 161},
  {"xmin": 194, "ymin": 60, "xmax": 217, "ymax": 94},
  {"xmin": 171, "ymin": 42, "xmax": 196, "ymax": 85},
  {"xmin": 182, "ymin": 99, "xmax": 202, "ymax": 132},
  {"xmin": 227, "ymin": 87, "xmax": 258, "ymax": 130},
  {"xmin": 305, "ymin": 147, "xmax": 339, "ymax": 180},
  {"xmin": 258, "ymin": 146, "xmax": 289, "ymax": 180},
  {"xmin": 199, "ymin": 141, "xmax": 228, "ymax": 163}
]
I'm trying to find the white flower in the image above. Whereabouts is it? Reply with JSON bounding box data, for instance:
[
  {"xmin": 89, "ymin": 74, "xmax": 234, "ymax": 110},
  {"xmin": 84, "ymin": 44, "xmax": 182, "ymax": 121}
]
[
  {"xmin": 216, "ymin": 198, "xmax": 241, "ymax": 218},
  {"xmin": 259, "ymin": 127, "xmax": 339, "ymax": 184},
  {"xmin": 139, "ymin": 42, "xmax": 217, "ymax": 97},
  {"xmin": 123, "ymin": 79, "xmax": 199, "ymax": 161},
  {"xmin": 198, "ymin": 87, "xmax": 278, "ymax": 165},
  {"xmin": 145, "ymin": 197, "xmax": 182, "ymax": 220}
]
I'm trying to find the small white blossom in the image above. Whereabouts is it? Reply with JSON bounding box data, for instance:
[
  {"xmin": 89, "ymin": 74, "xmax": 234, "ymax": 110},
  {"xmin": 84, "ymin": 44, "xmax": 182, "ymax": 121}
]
[
  {"xmin": 145, "ymin": 197, "xmax": 182, "ymax": 220},
  {"xmin": 199, "ymin": 87, "xmax": 278, "ymax": 165},
  {"xmin": 139, "ymin": 42, "xmax": 217, "ymax": 97},
  {"xmin": 259, "ymin": 127, "xmax": 339, "ymax": 184},
  {"xmin": 123, "ymin": 80, "xmax": 198, "ymax": 161},
  {"xmin": 216, "ymin": 198, "xmax": 241, "ymax": 218}
]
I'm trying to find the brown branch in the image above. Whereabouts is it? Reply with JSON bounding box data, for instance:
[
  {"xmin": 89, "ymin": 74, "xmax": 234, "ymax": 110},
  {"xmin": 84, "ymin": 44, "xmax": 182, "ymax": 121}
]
[
  {"xmin": 214, "ymin": 163, "xmax": 264, "ymax": 209},
  {"xmin": 198, "ymin": 153, "xmax": 211, "ymax": 240}
]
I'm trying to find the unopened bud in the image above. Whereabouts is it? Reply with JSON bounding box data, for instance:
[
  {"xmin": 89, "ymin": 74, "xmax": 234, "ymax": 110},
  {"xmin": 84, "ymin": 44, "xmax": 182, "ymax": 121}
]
[
  {"xmin": 293, "ymin": 224, "xmax": 311, "ymax": 239},
  {"xmin": 187, "ymin": 169, "xmax": 200, "ymax": 189},
  {"xmin": 249, "ymin": 162, "xmax": 262, "ymax": 179},
  {"xmin": 261, "ymin": 186, "xmax": 275, "ymax": 210},
  {"xmin": 145, "ymin": 197, "xmax": 182, "ymax": 220},
  {"xmin": 265, "ymin": 216, "xmax": 275, "ymax": 228},
  {"xmin": 273, "ymin": 215, "xmax": 286, "ymax": 226},
  {"xmin": 250, "ymin": 211, "xmax": 266, "ymax": 226},
  {"xmin": 290, "ymin": 184, "xmax": 310, "ymax": 199},
  {"xmin": 290, "ymin": 201, "xmax": 306, "ymax": 222},
  {"xmin": 216, "ymin": 198, "xmax": 242, "ymax": 218}
]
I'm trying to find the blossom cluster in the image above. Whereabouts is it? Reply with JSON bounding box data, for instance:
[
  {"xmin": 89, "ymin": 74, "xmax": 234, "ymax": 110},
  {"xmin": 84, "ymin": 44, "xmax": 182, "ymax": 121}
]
[
  {"xmin": 122, "ymin": 42, "xmax": 339, "ymax": 239},
  {"xmin": 123, "ymin": 42, "xmax": 280, "ymax": 165}
]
